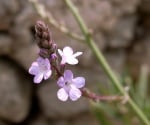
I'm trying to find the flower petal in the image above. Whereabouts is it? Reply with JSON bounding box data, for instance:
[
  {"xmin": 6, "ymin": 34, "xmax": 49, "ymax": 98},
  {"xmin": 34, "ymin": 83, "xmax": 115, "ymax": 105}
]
[
  {"xmin": 69, "ymin": 87, "xmax": 81, "ymax": 101},
  {"xmin": 44, "ymin": 70, "xmax": 52, "ymax": 80},
  {"xmin": 58, "ymin": 49, "xmax": 63, "ymax": 56},
  {"xmin": 63, "ymin": 46, "xmax": 73, "ymax": 56},
  {"xmin": 73, "ymin": 52, "xmax": 83, "ymax": 57},
  {"xmin": 72, "ymin": 77, "xmax": 85, "ymax": 88},
  {"xmin": 66, "ymin": 57, "xmax": 78, "ymax": 65},
  {"xmin": 57, "ymin": 76, "xmax": 65, "ymax": 87},
  {"xmin": 37, "ymin": 57, "xmax": 45, "ymax": 65},
  {"xmin": 60, "ymin": 55, "xmax": 67, "ymax": 64},
  {"xmin": 44, "ymin": 58, "xmax": 50, "ymax": 69},
  {"xmin": 34, "ymin": 73, "xmax": 43, "ymax": 83},
  {"xmin": 57, "ymin": 88, "xmax": 68, "ymax": 101},
  {"xmin": 37, "ymin": 57, "xmax": 49, "ymax": 68},
  {"xmin": 64, "ymin": 70, "xmax": 73, "ymax": 81},
  {"xmin": 29, "ymin": 62, "xmax": 39, "ymax": 75}
]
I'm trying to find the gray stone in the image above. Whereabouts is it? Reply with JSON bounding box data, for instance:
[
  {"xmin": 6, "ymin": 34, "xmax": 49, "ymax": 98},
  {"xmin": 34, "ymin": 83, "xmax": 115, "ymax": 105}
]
[
  {"xmin": 0, "ymin": 120, "xmax": 10, "ymax": 125},
  {"xmin": 111, "ymin": 0, "xmax": 140, "ymax": 14},
  {"xmin": 128, "ymin": 35, "xmax": 150, "ymax": 77},
  {"xmin": 73, "ymin": 0, "xmax": 117, "ymax": 31},
  {"xmin": 28, "ymin": 115, "xmax": 49, "ymax": 125},
  {"xmin": 105, "ymin": 50, "xmax": 126, "ymax": 74},
  {"xmin": 10, "ymin": 26, "xmax": 33, "ymax": 47},
  {"xmin": 70, "ymin": 113, "xmax": 99, "ymax": 125},
  {"xmin": 107, "ymin": 16, "xmax": 137, "ymax": 48},
  {"xmin": 51, "ymin": 113, "xmax": 99, "ymax": 125},
  {"xmin": 0, "ymin": 0, "xmax": 19, "ymax": 30},
  {"xmin": 51, "ymin": 120, "xmax": 69, "ymax": 125},
  {"xmin": 0, "ymin": 35, "xmax": 12, "ymax": 55},
  {"xmin": 139, "ymin": 0, "xmax": 150, "ymax": 14},
  {"xmin": 0, "ymin": 59, "xmax": 31, "ymax": 123},
  {"xmin": 11, "ymin": 44, "xmax": 39, "ymax": 70}
]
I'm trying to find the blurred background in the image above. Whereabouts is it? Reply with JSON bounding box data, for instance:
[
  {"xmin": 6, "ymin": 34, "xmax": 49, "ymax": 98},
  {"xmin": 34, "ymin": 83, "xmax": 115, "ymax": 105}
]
[{"xmin": 0, "ymin": 0, "xmax": 149, "ymax": 125}]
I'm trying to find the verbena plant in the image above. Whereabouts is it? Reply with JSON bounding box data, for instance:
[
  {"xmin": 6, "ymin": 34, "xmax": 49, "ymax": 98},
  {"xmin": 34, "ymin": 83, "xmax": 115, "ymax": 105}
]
[{"xmin": 28, "ymin": 0, "xmax": 150, "ymax": 124}]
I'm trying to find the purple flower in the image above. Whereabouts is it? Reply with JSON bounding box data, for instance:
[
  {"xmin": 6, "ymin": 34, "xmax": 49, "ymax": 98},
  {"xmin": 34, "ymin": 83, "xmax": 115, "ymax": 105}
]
[
  {"xmin": 58, "ymin": 46, "xmax": 82, "ymax": 65},
  {"xmin": 57, "ymin": 70, "xmax": 85, "ymax": 101},
  {"xmin": 29, "ymin": 57, "xmax": 52, "ymax": 83}
]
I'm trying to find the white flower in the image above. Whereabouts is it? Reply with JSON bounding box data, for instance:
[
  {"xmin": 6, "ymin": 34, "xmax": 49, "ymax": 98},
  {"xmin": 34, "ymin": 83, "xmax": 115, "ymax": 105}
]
[
  {"xmin": 58, "ymin": 46, "xmax": 82, "ymax": 65},
  {"xmin": 29, "ymin": 57, "xmax": 52, "ymax": 83}
]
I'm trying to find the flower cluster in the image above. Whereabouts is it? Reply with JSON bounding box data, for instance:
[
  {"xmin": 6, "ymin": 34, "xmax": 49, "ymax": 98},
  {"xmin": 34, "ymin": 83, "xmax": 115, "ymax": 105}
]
[{"xmin": 29, "ymin": 21, "xmax": 85, "ymax": 101}]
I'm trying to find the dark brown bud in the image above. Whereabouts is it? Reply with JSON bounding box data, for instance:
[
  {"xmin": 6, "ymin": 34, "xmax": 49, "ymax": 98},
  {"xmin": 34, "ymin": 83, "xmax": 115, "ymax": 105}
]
[
  {"xmin": 34, "ymin": 21, "xmax": 58, "ymax": 58},
  {"xmin": 35, "ymin": 20, "xmax": 52, "ymax": 49},
  {"xmin": 35, "ymin": 21, "xmax": 46, "ymax": 33}
]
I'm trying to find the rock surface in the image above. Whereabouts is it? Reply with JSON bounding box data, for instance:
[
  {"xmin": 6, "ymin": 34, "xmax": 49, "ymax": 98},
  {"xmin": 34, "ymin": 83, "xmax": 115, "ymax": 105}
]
[
  {"xmin": 0, "ymin": 0, "xmax": 149, "ymax": 124},
  {"xmin": 0, "ymin": 120, "xmax": 10, "ymax": 125},
  {"xmin": 0, "ymin": 58, "xmax": 31, "ymax": 123},
  {"xmin": 0, "ymin": 35, "xmax": 12, "ymax": 55}
]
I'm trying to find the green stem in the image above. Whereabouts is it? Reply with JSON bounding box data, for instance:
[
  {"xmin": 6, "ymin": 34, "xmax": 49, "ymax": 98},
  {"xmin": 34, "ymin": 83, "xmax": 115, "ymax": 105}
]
[{"xmin": 64, "ymin": 0, "xmax": 150, "ymax": 124}]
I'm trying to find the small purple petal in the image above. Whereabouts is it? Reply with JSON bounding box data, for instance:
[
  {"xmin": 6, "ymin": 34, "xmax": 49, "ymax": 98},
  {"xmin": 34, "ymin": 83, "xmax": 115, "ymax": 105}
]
[
  {"xmin": 31, "ymin": 62, "xmax": 38, "ymax": 67},
  {"xmin": 69, "ymin": 87, "xmax": 81, "ymax": 101},
  {"xmin": 66, "ymin": 57, "xmax": 78, "ymax": 65},
  {"xmin": 37, "ymin": 57, "xmax": 50, "ymax": 69},
  {"xmin": 44, "ymin": 58, "xmax": 50, "ymax": 69},
  {"xmin": 72, "ymin": 77, "xmax": 85, "ymax": 88},
  {"xmin": 57, "ymin": 88, "xmax": 68, "ymax": 101},
  {"xmin": 29, "ymin": 62, "xmax": 39, "ymax": 75},
  {"xmin": 57, "ymin": 77, "xmax": 65, "ymax": 87},
  {"xmin": 64, "ymin": 70, "xmax": 73, "ymax": 81},
  {"xmin": 37, "ymin": 57, "xmax": 45, "ymax": 65},
  {"xmin": 34, "ymin": 73, "xmax": 43, "ymax": 83},
  {"xmin": 44, "ymin": 70, "xmax": 52, "ymax": 80}
]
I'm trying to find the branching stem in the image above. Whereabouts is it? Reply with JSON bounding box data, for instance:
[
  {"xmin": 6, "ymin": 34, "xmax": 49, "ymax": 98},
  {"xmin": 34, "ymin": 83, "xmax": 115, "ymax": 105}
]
[{"xmin": 64, "ymin": 0, "xmax": 150, "ymax": 124}]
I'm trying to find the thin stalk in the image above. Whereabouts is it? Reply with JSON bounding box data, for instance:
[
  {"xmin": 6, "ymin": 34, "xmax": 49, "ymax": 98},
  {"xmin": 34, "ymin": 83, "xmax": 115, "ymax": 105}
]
[
  {"xmin": 64, "ymin": 0, "xmax": 150, "ymax": 124},
  {"xmin": 81, "ymin": 88, "xmax": 124, "ymax": 102},
  {"xmin": 28, "ymin": 0, "xmax": 85, "ymax": 42}
]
